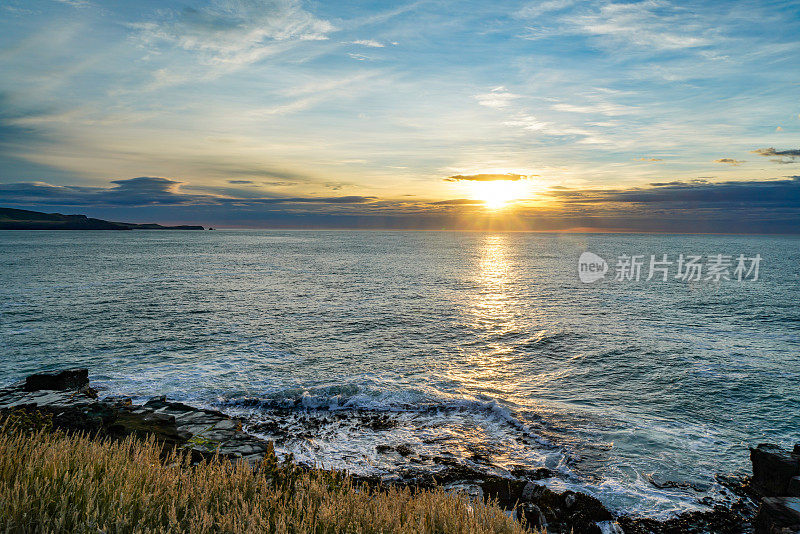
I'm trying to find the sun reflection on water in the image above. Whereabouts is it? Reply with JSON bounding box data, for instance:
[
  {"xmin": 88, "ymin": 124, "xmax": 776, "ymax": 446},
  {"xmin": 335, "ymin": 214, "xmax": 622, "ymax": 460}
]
[
  {"xmin": 448, "ymin": 234, "xmax": 529, "ymax": 401},
  {"xmin": 475, "ymin": 234, "xmax": 514, "ymax": 323}
]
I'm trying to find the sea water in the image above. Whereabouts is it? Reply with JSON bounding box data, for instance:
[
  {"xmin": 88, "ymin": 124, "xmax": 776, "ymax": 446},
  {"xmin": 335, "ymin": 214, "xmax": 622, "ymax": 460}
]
[{"xmin": 1, "ymin": 230, "xmax": 798, "ymax": 518}]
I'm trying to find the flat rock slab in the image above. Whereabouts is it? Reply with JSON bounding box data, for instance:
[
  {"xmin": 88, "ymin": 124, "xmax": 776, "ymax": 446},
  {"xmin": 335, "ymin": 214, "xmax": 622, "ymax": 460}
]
[
  {"xmin": 751, "ymin": 444, "xmax": 800, "ymax": 497},
  {"xmin": 755, "ymin": 496, "xmax": 800, "ymax": 534}
]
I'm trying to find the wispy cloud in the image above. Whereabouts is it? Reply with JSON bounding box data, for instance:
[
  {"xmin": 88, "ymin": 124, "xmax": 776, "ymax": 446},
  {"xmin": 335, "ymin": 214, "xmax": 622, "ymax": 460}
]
[
  {"xmin": 551, "ymin": 102, "xmax": 636, "ymax": 116},
  {"xmin": 131, "ymin": 0, "xmax": 335, "ymax": 67},
  {"xmin": 431, "ymin": 199, "xmax": 485, "ymax": 205},
  {"xmin": 516, "ymin": 0, "xmax": 576, "ymax": 19},
  {"xmin": 714, "ymin": 158, "xmax": 744, "ymax": 165},
  {"xmin": 53, "ymin": 0, "xmax": 92, "ymax": 8},
  {"xmin": 350, "ymin": 39, "xmax": 384, "ymax": 47},
  {"xmin": 445, "ymin": 173, "xmax": 527, "ymax": 182},
  {"xmin": 475, "ymin": 87, "xmax": 520, "ymax": 109},
  {"xmin": 572, "ymin": 1, "xmax": 714, "ymax": 51}
]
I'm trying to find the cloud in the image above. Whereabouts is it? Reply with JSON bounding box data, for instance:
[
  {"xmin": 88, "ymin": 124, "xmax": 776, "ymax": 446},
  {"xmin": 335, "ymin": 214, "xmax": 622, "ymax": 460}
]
[
  {"xmin": 475, "ymin": 87, "xmax": 521, "ymax": 109},
  {"xmin": 132, "ymin": 0, "xmax": 335, "ymax": 67},
  {"xmin": 635, "ymin": 157, "xmax": 663, "ymax": 162},
  {"xmin": 516, "ymin": 0, "xmax": 576, "ymax": 19},
  {"xmin": 228, "ymin": 180, "xmax": 255, "ymax": 184},
  {"xmin": 0, "ymin": 179, "xmax": 376, "ymax": 207},
  {"xmin": 54, "ymin": 0, "xmax": 92, "ymax": 7},
  {"xmin": 276, "ymin": 196, "xmax": 375, "ymax": 204},
  {"xmin": 752, "ymin": 147, "xmax": 800, "ymax": 158},
  {"xmin": 551, "ymin": 102, "xmax": 636, "ymax": 116},
  {"xmin": 350, "ymin": 39, "xmax": 384, "ymax": 47},
  {"xmin": 549, "ymin": 177, "xmax": 800, "ymax": 206},
  {"xmin": 714, "ymin": 158, "xmax": 744, "ymax": 165},
  {"xmin": 445, "ymin": 173, "xmax": 527, "ymax": 182},
  {"xmin": 650, "ymin": 179, "xmax": 708, "ymax": 186},
  {"xmin": 572, "ymin": 1, "xmax": 713, "ymax": 51},
  {"xmin": 4, "ymin": 177, "xmax": 800, "ymax": 234},
  {"xmin": 431, "ymin": 199, "xmax": 485, "ymax": 205},
  {"xmin": 95, "ymin": 177, "xmax": 208, "ymax": 205},
  {"xmin": 752, "ymin": 147, "xmax": 800, "ymax": 164}
]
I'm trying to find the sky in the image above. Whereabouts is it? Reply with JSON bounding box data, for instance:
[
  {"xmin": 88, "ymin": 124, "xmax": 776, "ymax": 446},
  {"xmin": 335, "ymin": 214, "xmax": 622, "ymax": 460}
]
[{"xmin": 0, "ymin": 0, "xmax": 799, "ymax": 231}]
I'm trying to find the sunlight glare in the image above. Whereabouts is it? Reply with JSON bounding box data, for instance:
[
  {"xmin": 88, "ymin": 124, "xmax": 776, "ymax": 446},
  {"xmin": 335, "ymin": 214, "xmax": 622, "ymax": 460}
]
[{"xmin": 470, "ymin": 180, "xmax": 527, "ymax": 210}]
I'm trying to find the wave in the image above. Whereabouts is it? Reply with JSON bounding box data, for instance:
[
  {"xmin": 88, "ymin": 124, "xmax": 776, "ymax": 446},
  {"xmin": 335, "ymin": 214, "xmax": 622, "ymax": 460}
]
[{"xmin": 209, "ymin": 385, "xmax": 738, "ymax": 519}]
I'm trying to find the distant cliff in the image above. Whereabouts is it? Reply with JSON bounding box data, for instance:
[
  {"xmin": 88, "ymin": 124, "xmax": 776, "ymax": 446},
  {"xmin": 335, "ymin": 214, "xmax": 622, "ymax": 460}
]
[{"xmin": 0, "ymin": 207, "xmax": 204, "ymax": 230}]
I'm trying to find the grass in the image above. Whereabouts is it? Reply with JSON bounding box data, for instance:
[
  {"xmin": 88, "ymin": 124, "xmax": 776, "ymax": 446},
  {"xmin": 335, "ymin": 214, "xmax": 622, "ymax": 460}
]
[{"xmin": 0, "ymin": 413, "xmax": 533, "ymax": 534}]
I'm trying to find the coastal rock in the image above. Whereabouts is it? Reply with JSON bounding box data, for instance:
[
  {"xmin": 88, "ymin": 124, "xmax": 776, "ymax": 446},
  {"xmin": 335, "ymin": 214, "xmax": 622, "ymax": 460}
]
[
  {"xmin": 517, "ymin": 503, "xmax": 547, "ymax": 530},
  {"xmin": 515, "ymin": 482, "xmax": 612, "ymax": 533},
  {"xmin": 789, "ymin": 477, "xmax": 800, "ymax": 498},
  {"xmin": 754, "ymin": 497, "xmax": 800, "ymax": 534},
  {"xmin": 0, "ymin": 368, "xmax": 764, "ymax": 534},
  {"xmin": 619, "ymin": 504, "xmax": 756, "ymax": 534},
  {"xmin": 24, "ymin": 368, "xmax": 89, "ymax": 391},
  {"xmin": 521, "ymin": 480, "xmax": 539, "ymax": 502},
  {"xmin": 479, "ymin": 476, "xmax": 527, "ymax": 509},
  {"xmin": 1, "ymin": 370, "xmax": 274, "ymax": 466},
  {"xmin": 750, "ymin": 444, "xmax": 800, "ymax": 497}
]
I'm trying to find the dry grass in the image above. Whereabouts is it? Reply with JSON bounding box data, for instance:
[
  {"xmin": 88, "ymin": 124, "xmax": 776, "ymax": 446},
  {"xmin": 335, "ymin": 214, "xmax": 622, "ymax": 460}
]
[{"xmin": 0, "ymin": 419, "xmax": 532, "ymax": 534}]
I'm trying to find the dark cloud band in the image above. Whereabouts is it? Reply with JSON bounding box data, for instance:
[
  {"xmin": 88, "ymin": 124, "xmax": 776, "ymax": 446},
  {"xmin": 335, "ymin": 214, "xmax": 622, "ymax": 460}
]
[{"xmin": 0, "ymin": 179, "xmax": 376, "ymax": 207}]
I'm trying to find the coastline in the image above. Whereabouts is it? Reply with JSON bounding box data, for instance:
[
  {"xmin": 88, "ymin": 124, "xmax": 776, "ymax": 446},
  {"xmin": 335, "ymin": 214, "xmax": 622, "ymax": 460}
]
[
  {"xmin": 4, "ymin": 369, "xmax": 797, "ymax": 533},
  {"xmin": 0, "ymin": 207, "xmax": 205, "ymax": 230}
]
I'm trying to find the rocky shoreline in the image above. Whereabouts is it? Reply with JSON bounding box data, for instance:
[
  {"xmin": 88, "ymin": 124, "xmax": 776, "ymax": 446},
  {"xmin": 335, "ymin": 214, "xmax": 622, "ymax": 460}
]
[{"xmin": 1, "ymin": 369, "xmax": 797, "ymax": 534}]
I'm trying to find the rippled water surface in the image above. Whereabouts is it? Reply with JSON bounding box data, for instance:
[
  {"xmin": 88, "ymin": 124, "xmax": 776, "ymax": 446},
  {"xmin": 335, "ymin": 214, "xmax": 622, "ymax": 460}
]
[{"xmin": 2, "ymin": 230, "xmax": 799, "ymax": 517}]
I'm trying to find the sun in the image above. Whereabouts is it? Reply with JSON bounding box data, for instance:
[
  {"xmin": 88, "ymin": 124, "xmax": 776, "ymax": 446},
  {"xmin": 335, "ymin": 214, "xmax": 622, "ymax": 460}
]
[{"xmin": 470, "ymin": 180, "xmax": 526, "ymax": 210}]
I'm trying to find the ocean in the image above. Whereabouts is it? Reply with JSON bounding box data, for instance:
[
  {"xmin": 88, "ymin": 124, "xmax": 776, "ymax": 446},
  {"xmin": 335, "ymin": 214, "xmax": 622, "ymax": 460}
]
[{"xmin": 1, "ymin": 230, "xmax": 798, "ymax": 519}]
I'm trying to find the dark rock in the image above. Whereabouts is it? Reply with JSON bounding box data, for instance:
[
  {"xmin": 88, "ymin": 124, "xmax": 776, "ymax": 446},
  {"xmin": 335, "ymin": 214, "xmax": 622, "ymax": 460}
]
[
  {"xmin": 362, "ymin": 413, "xmax": 397, "ymax": 431},
  {"xmin": 619, "ymin": 503, "xmax": 758, "ymax": 534},
  {"xmin": 480, "ymin": 476, "xmax": 527, "ymax": 509},
  {"xmin": 510, "ymin": 466, "xmax": 552, "ymax": 480},
  {"xmin": 395, "ymin": 444, "xmax": 414, "ymax": 457},
  {"xmin": 794, "ymin": 444, "xmax": 800, "ymax": 456},
  {"xmin": 516, "ymin": 482, "xmax": 612, "ymax": 533},
  {"xmin": 751, "ymin": 444, "xmax": 800, "ymax": 497},
  {"xmin": 144, "ymin": 396, "xmax": 168, "ymax": 408},
  {"xmin": 754, "ymin": 497, "xmax": 800, "ymax": 534},
  {"xmin": 789, "ymin": 477, "xmax": 800, "ymax": 498},
  {"xmin": 521, "ymin": 480, "xmax": 543, "ymax": 502},
  {"xmin": 79, "ymin": 385, "xmax": 99, "ymax": 399},
  {"xmin": 517, "ymin": 503, "xmax": 547, "ymax": 530},
  {"xmin": 24, "ymin": 368, "xmax": 89, "ymax": 391}
]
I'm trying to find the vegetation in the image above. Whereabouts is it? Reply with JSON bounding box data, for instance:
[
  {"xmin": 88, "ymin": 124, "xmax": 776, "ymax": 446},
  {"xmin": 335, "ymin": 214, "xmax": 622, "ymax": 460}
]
[{"xmin": 0, "ymin": 412, "xmax": 531, "ymax": 534}]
